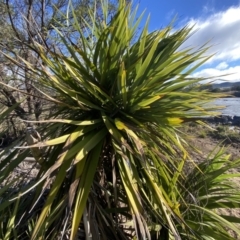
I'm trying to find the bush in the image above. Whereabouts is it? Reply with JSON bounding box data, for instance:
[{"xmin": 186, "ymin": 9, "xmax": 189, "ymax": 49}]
[{"xmin": 0, "ymin": 1, "xmax": 240, "ymax": 239}]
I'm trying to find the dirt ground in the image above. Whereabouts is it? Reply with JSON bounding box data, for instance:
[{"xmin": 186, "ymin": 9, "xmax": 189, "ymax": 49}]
[{"xmin": 189, "ymin": 135, "xmax": 240, "ymax": 161}]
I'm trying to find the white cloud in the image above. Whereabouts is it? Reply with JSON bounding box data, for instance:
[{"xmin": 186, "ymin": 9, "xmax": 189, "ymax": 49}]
[
  {"xmin": 182, "ymin": 6, "xmax": 240, "ymax": 63},
  {"xmin": 193, "ymin": 65, "xmax": 240, "ymax": 82},
  {"xmin": 179, "ymin": 5, "xmax": 240, "ymax": 82},
  {"xmin": 216, "ymin": 61, "xmax": 228, "ymax": 70},
  {"xmin": 202, "ymin": 0, "xmax": 215, "ymax": 14}
]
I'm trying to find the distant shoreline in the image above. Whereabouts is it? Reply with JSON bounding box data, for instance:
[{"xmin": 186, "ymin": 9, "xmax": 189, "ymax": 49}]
[{"xmin": 215, "ymin": 91, "xmax": 240, "ymax": 98}]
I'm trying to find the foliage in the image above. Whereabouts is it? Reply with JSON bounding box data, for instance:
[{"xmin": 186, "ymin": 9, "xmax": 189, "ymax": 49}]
[
  {"xmin": 0, "ymin": 0, "xmax": 123, "ymax": 139},
  {"xmin": 183, "ymin": 122, "xmax": 240, "ymax": 144},
  {"xmin": 231, "ymin": 86, "xmax": 240, "ymax": 91},
  {"xmin": 210, "ymin": 125, "xmax": 240, "ymax": 143},
  {"xmin": 0, "ymin": 0, "xmax": 240, "ymax": 239},
  {"xmin": 181, "ymin": 148, "xmax": 240, "ymax": 239}
]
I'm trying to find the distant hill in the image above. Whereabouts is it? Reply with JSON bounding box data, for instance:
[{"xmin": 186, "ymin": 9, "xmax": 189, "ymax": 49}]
[{"xmin": 212, "ymin": 81, "xmax": 240, "ymax": 89}]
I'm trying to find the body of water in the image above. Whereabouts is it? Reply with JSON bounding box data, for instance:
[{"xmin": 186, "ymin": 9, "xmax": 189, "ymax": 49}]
[{"xmin": 214, "ymin": 98, "xmax": 240, "ymax": 116}]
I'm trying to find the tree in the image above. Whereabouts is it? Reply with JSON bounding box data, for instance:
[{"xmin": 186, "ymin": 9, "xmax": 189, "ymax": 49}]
[
  {"xmin": 0, "ymin": 0, "xmax": 122, "ymax": 138},
  {"xmin": 0, "ymin": 1, "xmax": 240, "ymax": 239}
]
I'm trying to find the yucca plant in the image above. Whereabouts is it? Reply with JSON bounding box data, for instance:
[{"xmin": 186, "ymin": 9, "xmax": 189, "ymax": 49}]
[
  {"xmin": 1, "ymin": 0, "xmax": 240, "ymax": 239},
  {"xmin": 180, "ymin": 148, "xmax": 240, "ymax": 239}
]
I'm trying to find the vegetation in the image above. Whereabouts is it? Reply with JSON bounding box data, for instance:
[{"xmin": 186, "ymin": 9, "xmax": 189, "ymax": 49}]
[
  {"xmin": 0, "ymin": 0, "xmax": 240, "ymax": 239},
  {"xmin": 184, "ymin": 122, "xmax": 240, "ymax": 144},
  {"xmin": 211, "ymin": 125, "xmax": 240, "ymax": 143},
  {"xmin": 207, "ymin": 85, "xmax": 240, "ymax": 97},
  {"xmin": 0, "ymin": 0, "xmax": 122, "ymax": 141}
]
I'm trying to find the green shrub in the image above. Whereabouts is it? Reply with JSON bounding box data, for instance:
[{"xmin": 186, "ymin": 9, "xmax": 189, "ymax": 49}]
[{"xmin": 0, "ymin": 1, "xmax": 239, "ymax": 239}]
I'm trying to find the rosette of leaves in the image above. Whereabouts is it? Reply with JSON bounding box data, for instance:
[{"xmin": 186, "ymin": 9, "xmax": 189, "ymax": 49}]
[{"xmin": 1, "ymin": 0, "xmax": 239, "ymax": 240}]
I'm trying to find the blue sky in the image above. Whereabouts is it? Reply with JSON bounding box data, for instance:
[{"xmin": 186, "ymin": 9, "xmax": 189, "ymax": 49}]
[{"xmin": 133, "ymin": 0, "xmax": 240, "ymax": 82}]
